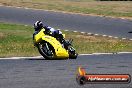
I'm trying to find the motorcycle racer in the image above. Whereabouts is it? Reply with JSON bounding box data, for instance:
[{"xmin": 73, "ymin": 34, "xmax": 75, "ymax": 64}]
[{"xmin": 33, "ymin": 21, "xmax": 70, "ymax": 49}]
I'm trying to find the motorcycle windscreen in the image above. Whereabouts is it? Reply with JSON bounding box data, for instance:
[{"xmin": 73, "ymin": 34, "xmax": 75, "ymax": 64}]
[{"xmin": 42, "ymin": 36, "xmax": 69, "ymax": 58}]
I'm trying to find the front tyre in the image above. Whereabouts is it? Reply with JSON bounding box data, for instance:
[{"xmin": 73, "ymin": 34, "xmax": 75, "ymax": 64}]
[
  {"xmin": 68, "ymin": 46, "xmax": 78, "ymax": 59},
  {"xmin": 37, "ymin": 42, "xmax": 54, "ymax": 60},
  {"xmin": 69, "ymin": 52, "xmax": 78, "ymax": 59}
]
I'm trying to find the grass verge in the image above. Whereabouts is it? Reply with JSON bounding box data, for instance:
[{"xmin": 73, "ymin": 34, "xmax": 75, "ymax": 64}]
[
  {"xmin": 0, "ymin": 0, "xmax": 132, "ymax": 18},
  {"xmin": 0, "ymin": 23, "xmax": 132, "ymax": 57}
]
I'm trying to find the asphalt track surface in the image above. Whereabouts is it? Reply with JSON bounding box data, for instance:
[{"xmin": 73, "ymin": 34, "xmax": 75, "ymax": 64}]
[
  {"xmin": 0, "ymin": 6, "xmax": 132, "ymax": 39},
  {"xmin": 0, "ymin": 54, "xmax": 132, "ymax": 88},
  {"xmin": 0, "ymin": 6, "xmax": 132, "ymax": 88}
]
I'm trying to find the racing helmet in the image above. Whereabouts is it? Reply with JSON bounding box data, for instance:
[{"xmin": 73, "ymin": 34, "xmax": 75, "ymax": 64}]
[{"xmin": 34, "ymin": 21, "xmax": 43, "ymax": 31}]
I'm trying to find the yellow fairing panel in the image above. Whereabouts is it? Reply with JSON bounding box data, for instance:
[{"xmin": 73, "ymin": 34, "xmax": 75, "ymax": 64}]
[
  {"xmin": 42, "ymin": 36, "xmax": 69, "ymax": 58},
  {"xmin": 34, "ymin": 29, "xmax": 69, "ymax": 58},
  {"xmin": 35, "ymin": 29, "xmax": 45, "ymax": 43}
]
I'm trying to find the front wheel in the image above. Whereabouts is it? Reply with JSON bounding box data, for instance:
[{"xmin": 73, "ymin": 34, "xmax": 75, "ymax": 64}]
[
  {"xmin": 68, "ymin": 46, "xmax": 78, "ymax": 59},
  {"xmin": 37, "ymin": 42, "xmax": 54, "ymax": 60},
  {"xmin": 69, "ymin": 53, "xmax": 78, "ymax": 59}
]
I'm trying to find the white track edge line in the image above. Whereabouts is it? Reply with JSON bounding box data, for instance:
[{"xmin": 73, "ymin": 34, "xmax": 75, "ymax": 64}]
[
  {"xmin": 1, "ymin": 52, "xmax": 132, "ymax": 59},
  {"xmin": 0, "ymin": 5, "xmax": 131, "ymax": 20},
  {"xmin": 0, "ymin": 5, "xmax": 131, "ymax": 41}
]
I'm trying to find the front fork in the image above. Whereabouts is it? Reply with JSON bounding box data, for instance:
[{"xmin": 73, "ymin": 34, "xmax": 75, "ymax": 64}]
[{"xmin": 68, "ymin": 46, "xmax": 76, "ymax": 54}]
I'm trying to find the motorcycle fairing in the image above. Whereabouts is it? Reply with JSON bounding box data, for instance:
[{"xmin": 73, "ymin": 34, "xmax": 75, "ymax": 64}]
[
  {"xmin": 34, "ymin": 28, "xmax": 69, "ymax": 58},
  {"xmin": 42, "ymin": 36, "xmax": 69, "ymax": 58}
]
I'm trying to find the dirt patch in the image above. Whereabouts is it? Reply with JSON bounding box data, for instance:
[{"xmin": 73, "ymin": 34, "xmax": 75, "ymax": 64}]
[
  {"xmin": 75, "ymin": 35, "xmax": 101, "ymax": 41},
  {"xmin": 0, "ymin": 33, "xmax": 6, "ymax": 39}
]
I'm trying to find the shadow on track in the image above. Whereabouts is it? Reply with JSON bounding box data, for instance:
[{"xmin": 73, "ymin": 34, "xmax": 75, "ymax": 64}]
[
  {"xmin": 128, "ymin": 31, "xmax": 132, "ymax": 33},
  {"xmin": 26, "ymin": 58, "xmax": 68, "ymax": 61}
]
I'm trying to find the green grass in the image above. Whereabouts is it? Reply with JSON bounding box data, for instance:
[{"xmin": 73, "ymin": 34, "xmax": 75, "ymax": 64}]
[
  {"xmin": 70, "ymin": 34, "xmax": 132, "ymax": 54},
  {"xmin": 0, "ymin": 0, "xmax": 132, "ymax": 18},
  {"xmin": 0, "ymin": 23, "xmax": 38, "ymax": 57},
  {"xmin": 0, "ymin": 23, "xmax": 132, "ymax": 57}
]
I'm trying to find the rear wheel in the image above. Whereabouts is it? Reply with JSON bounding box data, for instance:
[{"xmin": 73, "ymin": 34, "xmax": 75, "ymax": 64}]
[{"xmin": 37, "ymin": 42, "xmax": 54, "ymax": 60}]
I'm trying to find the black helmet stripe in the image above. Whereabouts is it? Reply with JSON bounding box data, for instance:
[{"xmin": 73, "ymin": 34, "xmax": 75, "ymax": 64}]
[
  {"xmin": 34, "ymin": 21, "xmax": 39, "ymax": 27},
  {"xmin": 38, "ymin": 21, "xmax": 42, "ymax": 26},
  {"xmin": 34, "ymin": 21, "xmax": 43, "ymax": 31}
]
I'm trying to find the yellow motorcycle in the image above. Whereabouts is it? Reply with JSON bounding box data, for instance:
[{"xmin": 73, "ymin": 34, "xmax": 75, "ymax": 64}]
[{"xmin": 34, "ymin": 28, "xmax": 78, "ymax": 60}]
